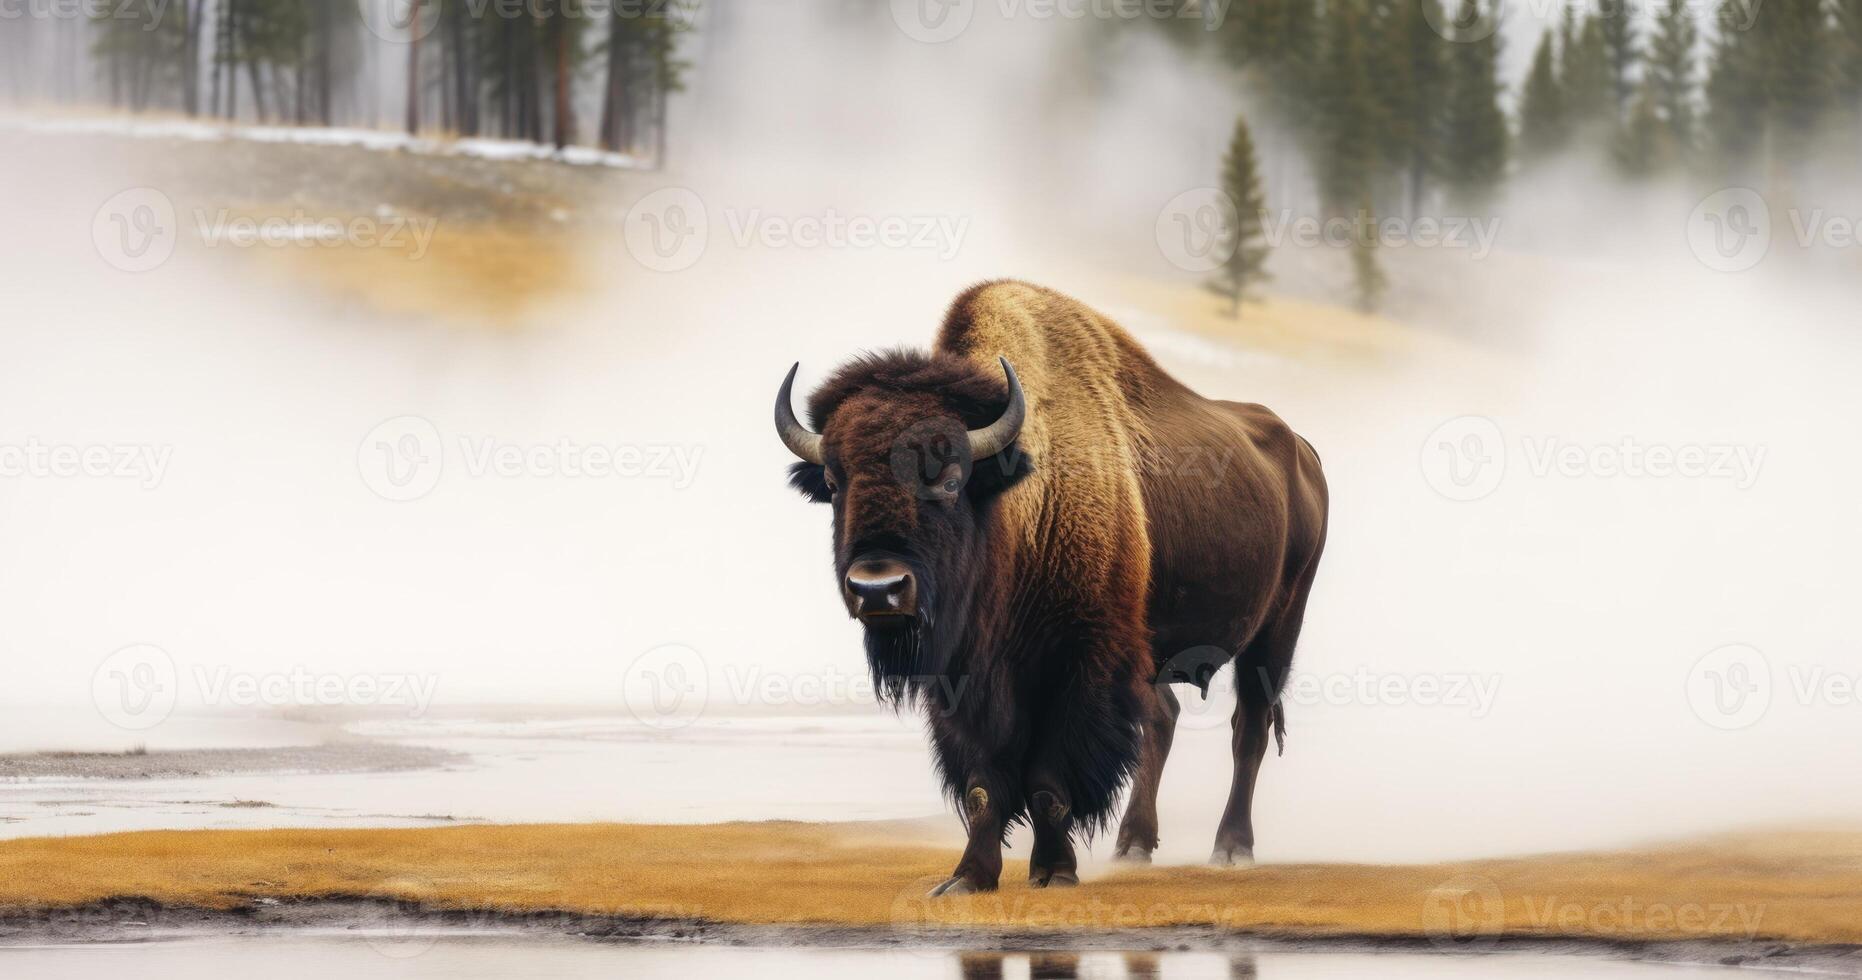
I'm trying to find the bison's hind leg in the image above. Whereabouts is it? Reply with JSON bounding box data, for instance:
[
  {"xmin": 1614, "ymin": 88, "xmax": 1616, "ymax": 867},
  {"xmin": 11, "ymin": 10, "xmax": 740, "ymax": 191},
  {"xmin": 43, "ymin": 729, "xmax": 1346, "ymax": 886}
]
[{"xmin": 1211, "ymin": 578, "xmax": 1316, "ymax": 866}]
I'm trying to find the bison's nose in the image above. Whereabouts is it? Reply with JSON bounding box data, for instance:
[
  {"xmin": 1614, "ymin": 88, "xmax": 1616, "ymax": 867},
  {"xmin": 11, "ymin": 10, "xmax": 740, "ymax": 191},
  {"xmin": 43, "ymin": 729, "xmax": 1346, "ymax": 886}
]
[{"xmin": 845, "ymin": 559, "xmax": 917, "ymax": 621}]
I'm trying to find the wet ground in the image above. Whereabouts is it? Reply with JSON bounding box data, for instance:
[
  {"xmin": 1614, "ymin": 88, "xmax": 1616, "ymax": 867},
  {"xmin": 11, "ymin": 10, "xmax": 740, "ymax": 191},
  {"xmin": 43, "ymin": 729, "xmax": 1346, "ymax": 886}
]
[{"xmin": 0, "ymin": 937, "xmax": 1795, "ymax": 978}]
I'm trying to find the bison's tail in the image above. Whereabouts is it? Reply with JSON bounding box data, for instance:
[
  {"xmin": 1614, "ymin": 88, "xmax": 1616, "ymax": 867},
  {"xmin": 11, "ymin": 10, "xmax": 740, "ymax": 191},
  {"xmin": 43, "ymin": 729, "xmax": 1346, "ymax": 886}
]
[{"xmin": 1272, "ymin": 702, "xmax": 1287, "ymax": 756}]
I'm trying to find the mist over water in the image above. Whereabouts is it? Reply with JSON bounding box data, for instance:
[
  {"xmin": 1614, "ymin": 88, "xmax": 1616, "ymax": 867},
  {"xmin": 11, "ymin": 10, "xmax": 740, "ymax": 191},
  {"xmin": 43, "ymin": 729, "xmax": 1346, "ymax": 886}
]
[{"xmin": 2, "ymin": 0, "xmax": 1859, "ymax": 864}]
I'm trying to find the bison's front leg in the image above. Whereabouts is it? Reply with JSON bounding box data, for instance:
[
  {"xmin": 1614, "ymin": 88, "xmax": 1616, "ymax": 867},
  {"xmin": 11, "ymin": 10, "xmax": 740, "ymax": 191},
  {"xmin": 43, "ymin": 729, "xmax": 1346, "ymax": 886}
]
[
  {"xmin": 1026, "ymin": 776, "xmax": 1078, "ymax": 888},
  {"xmin": 929, "ymin": 777, "xmax": 1012, "ymax": 896}
]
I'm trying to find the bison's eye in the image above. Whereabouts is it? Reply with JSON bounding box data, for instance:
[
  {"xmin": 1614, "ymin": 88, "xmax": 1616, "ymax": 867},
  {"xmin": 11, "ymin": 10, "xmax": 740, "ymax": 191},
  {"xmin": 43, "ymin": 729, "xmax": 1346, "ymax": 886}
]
[
  {"xmin": 823, "ymin": 470, "xmax": 839, "ymax": 494},
  {"xmin": 927, "ymin": 461, "xmax": 964, "ymax": 502}
]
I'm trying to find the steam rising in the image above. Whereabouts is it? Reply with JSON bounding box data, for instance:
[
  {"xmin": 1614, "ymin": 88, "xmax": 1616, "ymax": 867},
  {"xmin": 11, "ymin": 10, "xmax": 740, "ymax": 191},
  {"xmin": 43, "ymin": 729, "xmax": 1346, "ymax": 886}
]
[{"xmin": 2, "ymin": 1, "xmax": 1858, "ymax": 862}]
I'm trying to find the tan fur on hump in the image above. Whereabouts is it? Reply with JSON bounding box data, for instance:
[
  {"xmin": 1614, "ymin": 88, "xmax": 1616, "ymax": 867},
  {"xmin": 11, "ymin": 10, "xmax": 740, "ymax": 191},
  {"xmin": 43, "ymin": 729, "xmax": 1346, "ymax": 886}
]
[{"xmin": 935, "ymin": 280, "xmax": 1156, "ymax": 614}]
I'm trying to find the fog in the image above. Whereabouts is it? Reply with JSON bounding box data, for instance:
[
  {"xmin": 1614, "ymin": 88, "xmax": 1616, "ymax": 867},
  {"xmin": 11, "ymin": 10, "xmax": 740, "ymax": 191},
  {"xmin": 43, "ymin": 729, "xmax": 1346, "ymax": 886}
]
[{"xmin": 2, "ymin": 0, "xmax": 1859, "ymax": 863}]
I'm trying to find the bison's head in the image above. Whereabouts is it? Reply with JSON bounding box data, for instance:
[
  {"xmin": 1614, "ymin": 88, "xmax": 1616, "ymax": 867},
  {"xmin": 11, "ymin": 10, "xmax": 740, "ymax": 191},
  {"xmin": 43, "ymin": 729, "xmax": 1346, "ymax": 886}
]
[{"xmin": 774, "ymin": 351, "xmax": 1032, "ymax": 697}]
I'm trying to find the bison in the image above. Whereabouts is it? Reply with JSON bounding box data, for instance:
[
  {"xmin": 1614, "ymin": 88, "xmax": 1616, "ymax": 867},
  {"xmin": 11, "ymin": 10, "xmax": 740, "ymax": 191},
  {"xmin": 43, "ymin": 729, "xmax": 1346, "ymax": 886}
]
[{"xmin": 774, "ymin": 281, "xmax": 1327, "ymax": 894}]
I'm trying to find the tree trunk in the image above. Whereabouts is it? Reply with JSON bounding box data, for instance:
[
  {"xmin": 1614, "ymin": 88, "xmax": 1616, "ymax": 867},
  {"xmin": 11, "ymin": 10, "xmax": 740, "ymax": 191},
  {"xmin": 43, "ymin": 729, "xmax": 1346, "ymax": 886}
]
[
  {"xmin": 406, "ymin": 0, "xmax": 423, "ymax": 135},
  {"xmin": 599, "ymin": 14, "xmax": 623, "ymax": 151},
  {"xmin": 247, "ymin": 57, "xmax": 266, "ymax": 123},
  {"xmin": 552, "ymin": 17, "xmax": 573, "ymax": 149}
]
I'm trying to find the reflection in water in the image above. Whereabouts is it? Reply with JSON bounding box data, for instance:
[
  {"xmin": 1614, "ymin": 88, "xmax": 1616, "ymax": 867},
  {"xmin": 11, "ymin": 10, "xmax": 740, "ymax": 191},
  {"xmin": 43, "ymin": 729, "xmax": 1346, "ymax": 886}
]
[
  {"xmin": 0, "ymin": 940, "xmax": 1755, "ymax": 978},
  {"xmin": 959, "ymin": 952, "xmax": 1004, "ymax": 980},
  {"xmin": 1124, "ymin": 952, "xmax": 1163, "ymax": 980},
  {"xmin": 1028, "ymin": 953, "xmax": 1080, "ymax": 979},
  {"xmin": 957, "ymin": 951, "xmax": 1259, "ymax": 979}
]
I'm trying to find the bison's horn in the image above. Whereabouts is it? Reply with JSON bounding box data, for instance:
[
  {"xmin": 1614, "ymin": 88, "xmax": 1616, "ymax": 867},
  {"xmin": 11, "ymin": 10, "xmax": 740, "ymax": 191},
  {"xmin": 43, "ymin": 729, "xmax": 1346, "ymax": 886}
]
[
  {"xmin": 774, "ymin": 362, "xmax": 826, "ymax": 465},
  {"xmin": 967, "ymin": 357, "xmax": 1026, "ymax": 461}
]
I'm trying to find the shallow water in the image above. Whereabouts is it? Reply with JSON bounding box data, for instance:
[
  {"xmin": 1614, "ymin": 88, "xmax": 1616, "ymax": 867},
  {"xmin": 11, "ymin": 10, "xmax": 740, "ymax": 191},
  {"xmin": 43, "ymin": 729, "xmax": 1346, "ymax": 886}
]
[
  {"xmin": 0, "ymin": 710, "xmax": 940, "ymax": 841},
  {"xmin": 0, "ymin": 938, "xmax": 1766, "ymax": 978}
]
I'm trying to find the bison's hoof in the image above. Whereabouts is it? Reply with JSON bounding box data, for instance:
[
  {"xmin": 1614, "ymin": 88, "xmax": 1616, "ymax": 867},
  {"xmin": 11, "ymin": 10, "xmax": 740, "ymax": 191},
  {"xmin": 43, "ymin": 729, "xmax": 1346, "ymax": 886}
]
[
  {"xmin": 928, "ymin": 875, "xmax": 988, "ymax": 898},
  {"xmin": 1209, "ymin": 845, "xmax": 1255, "ymax": 867},
  {"xmin": 1112, "ymin": 845, "xmax": 1154, "ymax": 864},
  {"xmin": 1028, "ymin": 866, "xmax": 1080, "ymax": 888}
]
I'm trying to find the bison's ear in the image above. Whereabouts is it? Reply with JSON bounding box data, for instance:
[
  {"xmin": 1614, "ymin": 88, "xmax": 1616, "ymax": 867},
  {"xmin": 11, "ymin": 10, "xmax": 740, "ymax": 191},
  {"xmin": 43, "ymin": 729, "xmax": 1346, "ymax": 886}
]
[
  {"xmin": 788, "ymin": 461, "xmax": 833, "ymax": 503},
  {"xmin": 967, "ymin": 443, "xmax": 1033, "ymax": 499}
]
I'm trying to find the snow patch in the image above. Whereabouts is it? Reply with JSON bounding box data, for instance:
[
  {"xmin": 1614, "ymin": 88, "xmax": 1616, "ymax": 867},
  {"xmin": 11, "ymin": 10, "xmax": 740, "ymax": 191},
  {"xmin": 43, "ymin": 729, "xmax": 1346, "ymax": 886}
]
[{"xmin": 1, "ymin": 115, "xmax": 648, "ymax": 170}]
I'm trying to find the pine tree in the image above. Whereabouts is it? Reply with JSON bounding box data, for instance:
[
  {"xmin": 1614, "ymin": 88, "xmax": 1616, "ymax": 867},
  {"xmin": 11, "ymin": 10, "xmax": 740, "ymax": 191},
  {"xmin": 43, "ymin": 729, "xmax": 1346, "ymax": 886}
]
[
  {"xmin": 1703, "ymin": 2, "xmax": 1765, "ymax": 175},
  {"xmin": 1838, "ymin": 0, "xmax": 1862, "ymax": 112},
  {"xmin": 1312, "ymin": 0, "xmax": 1388, "ymax": 311},
  {"xmin": 1314, "ymin": 0, "xmax": 1379, "ymax": 214},
  {"xmin": 1761, "ymin": 0, "xmax": 1833, "ymax": 165},
  {"xmin": 1348, "ymin": 205, "xmax": 1387, "ymax": 313},
  {"xmin": 1519, "ymin": 28, "xmax": 1569, "ymax": 161},
  {"xmin": 1368, "ymin": 0, "xmax": 1416, "ymax": 213},
  {"xmin": 1597, "ymin": 1, "xmax": 1639, "ymax": 121},
  {"xmin": 1563, "ymin": 10, "xmax": 1614, "ymax": 137},
  {"xmin": 1441, "ymin": 0, "xmax": 1509, "ymax": 204},
  {"xmin": 1397, "ymin": 0, "xmax": 1449, "ymax": 214},
  {"xmin": 1835, "ymin": 0, "xmax": 1862, "ymax": 156},
  {"xmin": 1613, "ymin": 82, "xmax": 1668, "ymax": 175},
  {"xmin": 1206, "ymin": 114, "xmax": 1272, "ymax": 318},
  {"xmin": 1644, "ymin": 0, "xmax": 1699, "ymax": 162}
]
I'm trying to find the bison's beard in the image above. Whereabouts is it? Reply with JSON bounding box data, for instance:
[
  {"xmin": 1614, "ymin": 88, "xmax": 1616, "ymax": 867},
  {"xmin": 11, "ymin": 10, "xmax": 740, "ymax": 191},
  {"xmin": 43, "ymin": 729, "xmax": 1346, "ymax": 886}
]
[{"xmin": 862, "ymin": 583, "xmax": 946, "ymax": 707}]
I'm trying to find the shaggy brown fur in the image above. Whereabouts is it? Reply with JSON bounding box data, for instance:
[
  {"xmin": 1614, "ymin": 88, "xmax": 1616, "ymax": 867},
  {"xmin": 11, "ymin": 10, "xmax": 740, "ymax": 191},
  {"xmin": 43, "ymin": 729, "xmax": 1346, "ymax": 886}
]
[{"xmin": 784, "ymin": 280, "xmax": 1328, "ymax": 892}]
